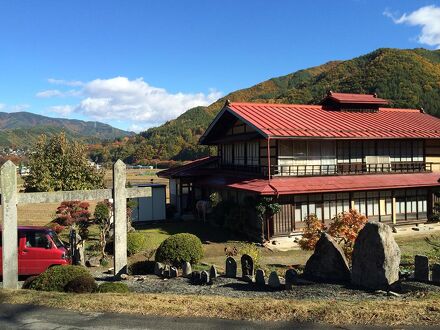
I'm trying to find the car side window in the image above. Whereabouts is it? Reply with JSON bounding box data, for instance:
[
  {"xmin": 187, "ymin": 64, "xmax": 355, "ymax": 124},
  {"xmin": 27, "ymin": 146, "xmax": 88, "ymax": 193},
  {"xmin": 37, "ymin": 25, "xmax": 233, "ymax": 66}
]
[{"xmin": 25, "ymin": 231, "xmax": 49, "ymax": 248}]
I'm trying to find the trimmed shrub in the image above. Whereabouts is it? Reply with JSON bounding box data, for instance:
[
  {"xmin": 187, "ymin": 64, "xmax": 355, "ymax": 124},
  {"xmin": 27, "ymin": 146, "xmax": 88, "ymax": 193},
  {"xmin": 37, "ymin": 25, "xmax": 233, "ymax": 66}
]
[
  {"xmin": 128, "ymin": 260, "xmax": 155, "ymax": 275},
  {"xmin": 97, "ymin": 282, "xmax": 130, "ymax": 293},
  {"xmin": 22, "ymin": 275, "xmax": 38, "ymax": 289},
  {"xmin": 65, "ymin": 274, "xmax": 97, "ymax": 293},
  {"xmin": 28, "ymin": 265, "xmax": 90, "ymax": 292},
  {"xmin": 155, "ymin": 233, "xmax": 203, "ymax": 266},
  {"xmin": 127, "ymin": 232, "xmax": 148, "ymax": 256}
]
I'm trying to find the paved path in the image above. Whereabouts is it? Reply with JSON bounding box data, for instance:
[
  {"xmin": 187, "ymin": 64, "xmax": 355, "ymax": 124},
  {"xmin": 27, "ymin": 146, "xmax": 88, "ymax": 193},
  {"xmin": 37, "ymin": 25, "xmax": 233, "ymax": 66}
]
[{"xmin": 0, "ymin": 303, "xmax": 431, "ymax": 329}]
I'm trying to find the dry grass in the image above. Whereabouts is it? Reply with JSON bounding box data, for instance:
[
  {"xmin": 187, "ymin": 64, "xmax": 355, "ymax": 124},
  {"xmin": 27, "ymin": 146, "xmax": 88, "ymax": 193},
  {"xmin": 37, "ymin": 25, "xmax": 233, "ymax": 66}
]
[
  {"xmin": 0, "ymin": 202, "xmax": 99, "ymax": 227},
  {"xmin": 0, "ymin": 289, "xmax": 439, "ymax": 326}
]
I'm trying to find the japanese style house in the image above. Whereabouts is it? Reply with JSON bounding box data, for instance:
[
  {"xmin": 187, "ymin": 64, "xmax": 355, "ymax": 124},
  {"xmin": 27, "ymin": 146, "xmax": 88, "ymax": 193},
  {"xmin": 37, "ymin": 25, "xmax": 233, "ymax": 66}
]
[{"xmin": 159, "ymin": 92, "xmax": 440, "ymax": 240}]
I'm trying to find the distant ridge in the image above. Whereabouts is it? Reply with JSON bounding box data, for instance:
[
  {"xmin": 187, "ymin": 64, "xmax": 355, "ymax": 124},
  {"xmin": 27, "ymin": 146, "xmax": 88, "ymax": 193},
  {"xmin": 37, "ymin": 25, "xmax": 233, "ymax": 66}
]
[{"xmin": 0, "ymin": 111, "xmax": 133, "ymax": 147}]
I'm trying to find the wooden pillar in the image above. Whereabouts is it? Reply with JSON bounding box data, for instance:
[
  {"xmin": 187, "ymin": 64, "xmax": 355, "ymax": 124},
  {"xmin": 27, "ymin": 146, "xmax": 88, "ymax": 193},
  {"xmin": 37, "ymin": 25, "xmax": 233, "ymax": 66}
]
[
  {"xmin": 392, "ymin": 196, "xmax": 397, "ymax": 225},
  {"xmin": 1, "ymin": 161, "xmax": 18, "ymax": 289},
  {"xmin": 113, "ymin": 160, "xmax": 127, "ymax": 277}
]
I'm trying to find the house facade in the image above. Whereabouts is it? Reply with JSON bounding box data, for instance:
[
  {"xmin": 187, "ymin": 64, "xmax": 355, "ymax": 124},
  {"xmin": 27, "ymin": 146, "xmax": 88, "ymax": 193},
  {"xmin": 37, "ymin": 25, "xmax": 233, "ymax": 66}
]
[{"xmin": 159, "ymin": 92, "xmax": 440, "ymax": 240}]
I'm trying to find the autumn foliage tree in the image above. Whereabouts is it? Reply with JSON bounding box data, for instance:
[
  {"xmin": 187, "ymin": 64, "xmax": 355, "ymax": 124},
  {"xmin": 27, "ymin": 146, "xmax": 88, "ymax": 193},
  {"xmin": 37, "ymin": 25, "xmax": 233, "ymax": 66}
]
[
  {"xmin": 24, "ymin": 132, "xmax": 104, "ymax": 192},
  {"xmin": 327, "ymin": 209, "xmax": 368, "ymax": 261},
  {"xmin": 299, "ymin": 209, "xmax": 368, "ymax": 261},
  {"xmin": 54, "ymin": 201, "xmax": 92, "ymax": 239},
  {"xmin": 298, "ymin": 214, "xmax": 327, "ymax": 251}
]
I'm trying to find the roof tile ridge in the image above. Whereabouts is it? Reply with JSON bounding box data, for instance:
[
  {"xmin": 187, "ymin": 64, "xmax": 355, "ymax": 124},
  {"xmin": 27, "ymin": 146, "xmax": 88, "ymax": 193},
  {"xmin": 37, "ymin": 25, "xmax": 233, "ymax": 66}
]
[{"xmin": 229, "ymin": 101, "xmax": 322, "ymax": 108}]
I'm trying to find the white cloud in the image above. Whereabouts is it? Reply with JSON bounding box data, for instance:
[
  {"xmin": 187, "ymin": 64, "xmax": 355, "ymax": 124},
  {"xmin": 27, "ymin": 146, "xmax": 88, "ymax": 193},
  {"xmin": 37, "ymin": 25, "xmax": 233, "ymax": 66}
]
[
  {"xmin": 9, "ymin": 104, "xmax": 30, "ymax": 112},
  {"xmin": 0, "ymin": 103, "xmax": 5, "ymax": 111},
  {"xmin": 47, "ymin": 78, "xmax": 84, "ymax": 87},
  {"xmin": 36, "ymin": 89, "xmax": 81, "ymax": 98},
  {"xmin": 46, "ymin": 76, "xmax": 222, "ymax": 130},
  {"xmin": 49, "ymin": 105, "xmax": 75, "ymax": 116},
  {"xmin": 385, "ymin": 5, "xmax": 440, "ymax": 49}
]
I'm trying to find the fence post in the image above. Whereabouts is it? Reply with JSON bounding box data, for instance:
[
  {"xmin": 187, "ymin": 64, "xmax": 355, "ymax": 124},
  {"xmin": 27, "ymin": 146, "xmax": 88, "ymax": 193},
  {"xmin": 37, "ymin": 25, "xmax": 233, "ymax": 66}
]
[
  {"xmin": 1, "ymin": 161, "xmax": 18, "ymax": 289},
  {"xmin": 113, "ymin": 159, "xmax": 127, "ymax": 277}
]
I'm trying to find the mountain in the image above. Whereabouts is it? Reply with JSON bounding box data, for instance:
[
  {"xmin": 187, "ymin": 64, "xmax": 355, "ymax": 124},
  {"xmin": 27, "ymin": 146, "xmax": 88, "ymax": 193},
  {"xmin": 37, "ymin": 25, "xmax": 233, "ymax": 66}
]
[
  {"xmin": 102, "ymin": 48, "xmax": 440, "ymax": 163},
  {"xmin": 0, "ymin": 112, "xmax": 133, "ymax": 148}
]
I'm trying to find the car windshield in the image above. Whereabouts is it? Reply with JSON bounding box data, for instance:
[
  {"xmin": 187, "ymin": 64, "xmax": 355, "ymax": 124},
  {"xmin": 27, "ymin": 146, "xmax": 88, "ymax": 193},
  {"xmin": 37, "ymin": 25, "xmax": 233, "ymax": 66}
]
[{"xmin": 48, "ymin": 231, "xmax": 64, "ymax": 248}]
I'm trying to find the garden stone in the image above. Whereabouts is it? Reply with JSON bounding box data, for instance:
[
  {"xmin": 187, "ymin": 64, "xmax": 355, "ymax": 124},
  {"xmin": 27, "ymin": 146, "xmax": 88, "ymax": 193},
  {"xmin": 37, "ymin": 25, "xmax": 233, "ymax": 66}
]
[
  {"xmin": 85, "ymin": 256, "xmax": 100, "ymax": 268},
  {"xmin": 190, "ymin": 271, "xmax": 201, "ymax": 284},
  {"xmin": 432, "ymin": 264, "xmax": 440, "ymax": 283},
  {"xmin": 200, "ymin": 270, "xmax": 210, "ymax": 285},
  {"xmin": 170, "ymin": 267, "xmax": 178, "ymax": 278},
  {"xmin": 225, "ymin": 257, "xmax": 237, "ymax": 278},
  {"xmin": 163, "ymin": 265, "xmax": 170, "ymax": 278},
  {"xmin": 255, "ymin": 269, "xmax": 265, "ymax": 286},
  {"xmin": 414, "ymin": 255, "xmax": 430, "ymax": 282},
  {"xmin": 285, "ymin": 269, "xmax": 298, "ymax": 290},
  {"xmin": 154, "ymin": 262, "xmax": 164, "ymax": 276},
  {"xmin": 351, "ymin": 222, "xmax": 401, "ymax": 290},
  {"xmin": 303, "ymin": 233, "xmax": 350, "ymax": 283},
  {"xmin": 241, "ymin": 254, "xmax": 254, "ymax": 278},
  {"xmin": 268, "ymin": 271, "xmax": 281, "ymax": 289},
  {"xmin": 119, "ymin": 273, "xmax": 130, "ymax": 280},
  {"xmin": 182, "ymin": 262, "xmax": 192, "ymax": 277},
  {"xmin": 209, "ymin": 265, "xmax": 218, "ymax": 281}
]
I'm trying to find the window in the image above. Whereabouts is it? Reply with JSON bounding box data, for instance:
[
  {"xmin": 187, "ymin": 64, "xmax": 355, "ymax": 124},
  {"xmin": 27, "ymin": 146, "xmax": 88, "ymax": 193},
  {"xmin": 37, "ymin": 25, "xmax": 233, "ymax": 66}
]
[
  {"xmin": 25, "ymin": 231, "xmax": 50, "ymax": 248},
  {"xmin": 246, "ymin": 141, "xmax": 259, "ymax": 166},
  {"xmin": 222, "ymin": 144, "xmax": 233, "ymax": 164},
  {"xmin": 234, "ymin": 143, "xmax": 245, "ymax": 165}
]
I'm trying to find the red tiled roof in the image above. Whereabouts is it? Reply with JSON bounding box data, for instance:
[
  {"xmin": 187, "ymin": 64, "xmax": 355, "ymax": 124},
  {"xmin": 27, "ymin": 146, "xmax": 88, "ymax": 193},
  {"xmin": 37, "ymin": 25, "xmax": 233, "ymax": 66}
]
[
  {"xmin": 197, "ymin": 173, "xmax": 440, "ymax": 195},
  {"xmin": 324, "ymin": 92, "xmax": 389, "ymax": 105},
  {"xmin": 157, "ymin": 157, "xmax": 218, "ymax": 178},
  {"xmin": 226, "ymin": 102, "xmax": 440, "ymax": 139}
]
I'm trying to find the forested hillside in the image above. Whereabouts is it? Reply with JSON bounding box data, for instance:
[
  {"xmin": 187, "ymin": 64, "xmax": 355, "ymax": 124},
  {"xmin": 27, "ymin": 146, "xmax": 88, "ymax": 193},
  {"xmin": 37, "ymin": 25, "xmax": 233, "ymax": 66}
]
[
  {"xmin": 0, "ymin": 112, "xmax": 132, "ymax": 148},
  {"xmin": 94, "ymin": 48, "xmax": 440, "ymax": 163}
]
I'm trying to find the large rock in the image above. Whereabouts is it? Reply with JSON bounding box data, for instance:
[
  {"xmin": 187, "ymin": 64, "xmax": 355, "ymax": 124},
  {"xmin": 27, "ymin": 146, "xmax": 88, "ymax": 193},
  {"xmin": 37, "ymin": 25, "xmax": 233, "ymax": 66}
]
[
  {"xmin": 303, "ymin": 233, "xmax": 350, "ymax": 283},
  {"xmin": 351, "ymin": 222, "xmax": 401, "ymax": 290}
]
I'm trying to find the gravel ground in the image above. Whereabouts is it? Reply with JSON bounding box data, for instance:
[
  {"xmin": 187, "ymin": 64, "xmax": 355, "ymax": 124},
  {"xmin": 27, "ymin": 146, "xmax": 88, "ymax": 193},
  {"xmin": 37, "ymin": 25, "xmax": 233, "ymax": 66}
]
[{"xmin": 89, "ymin": 269, "xmax": 440, "ymax": 301}]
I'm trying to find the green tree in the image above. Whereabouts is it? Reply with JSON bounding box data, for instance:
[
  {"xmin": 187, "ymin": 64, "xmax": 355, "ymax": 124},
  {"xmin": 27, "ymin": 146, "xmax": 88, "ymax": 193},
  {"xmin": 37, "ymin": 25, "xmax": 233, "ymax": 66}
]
[
  {"xmin": 24, "ymin": 133, "xmax": 104, "ymax": 192},
  {"xmin": 94, "ymin": 200, "xmax": 113, "ymax": 261}
]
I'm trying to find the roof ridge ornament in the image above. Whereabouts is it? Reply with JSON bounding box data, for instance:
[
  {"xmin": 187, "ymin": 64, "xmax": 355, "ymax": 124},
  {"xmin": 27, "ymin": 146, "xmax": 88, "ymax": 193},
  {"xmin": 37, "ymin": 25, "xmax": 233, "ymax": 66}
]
[{"xmin": 224, "ymin": 99, "xmax": 231, "ymax": 107}]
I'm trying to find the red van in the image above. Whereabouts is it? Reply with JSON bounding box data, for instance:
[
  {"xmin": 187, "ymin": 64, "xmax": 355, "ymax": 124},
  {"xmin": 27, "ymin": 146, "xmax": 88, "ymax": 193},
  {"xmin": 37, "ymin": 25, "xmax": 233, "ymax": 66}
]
[{"xmin": 0, "ymin": 226, "xmax": 71, "ymax": 276}]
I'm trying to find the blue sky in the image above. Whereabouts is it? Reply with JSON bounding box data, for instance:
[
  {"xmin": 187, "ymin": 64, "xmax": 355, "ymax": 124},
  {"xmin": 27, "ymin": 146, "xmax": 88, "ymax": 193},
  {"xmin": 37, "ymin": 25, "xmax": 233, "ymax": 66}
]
[{"xmin": 1, "ymin": 0, "xmax": 440, "ymax": 132}]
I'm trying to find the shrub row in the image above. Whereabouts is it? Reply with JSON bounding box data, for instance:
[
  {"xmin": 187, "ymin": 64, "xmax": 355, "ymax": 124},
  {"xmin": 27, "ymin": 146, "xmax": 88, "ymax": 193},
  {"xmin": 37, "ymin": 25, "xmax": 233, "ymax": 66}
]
[{"xmin": 24, "ymin": 265, "xmax": 129, "ymax": 294}]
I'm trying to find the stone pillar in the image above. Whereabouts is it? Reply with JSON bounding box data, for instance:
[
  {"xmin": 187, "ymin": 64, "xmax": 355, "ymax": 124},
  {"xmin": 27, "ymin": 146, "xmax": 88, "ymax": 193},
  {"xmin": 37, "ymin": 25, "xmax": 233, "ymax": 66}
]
[
  {"xmin": 1, "ymin": 161, "xmax": 18, "ymax": 289},
  {"xmin": 432, "ymin": 264, "xmax": 440, "ymax": 284},
  {"xmin": 414, "ymin": 255, "xmax": 430, "ymax": 282},
  {"xmin": 113, "ymin": 160, "xmax": 127, "ymax": 277}
]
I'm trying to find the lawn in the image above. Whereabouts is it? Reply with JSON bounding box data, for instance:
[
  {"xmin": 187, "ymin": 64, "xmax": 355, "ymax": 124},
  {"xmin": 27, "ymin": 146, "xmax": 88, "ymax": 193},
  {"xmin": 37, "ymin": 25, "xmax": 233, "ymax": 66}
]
[{"xmin": 131, "ymin": 221, "xmax": 438, "ymax": 275}]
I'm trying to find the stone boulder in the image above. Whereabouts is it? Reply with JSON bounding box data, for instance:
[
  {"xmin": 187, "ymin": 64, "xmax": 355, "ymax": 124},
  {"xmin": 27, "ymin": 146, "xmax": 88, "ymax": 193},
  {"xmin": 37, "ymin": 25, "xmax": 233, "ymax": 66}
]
[
  {"xmin": 303, "ymin": 233, "xmax": 350, "ymax": 283},
  {"xmin": 268, "ymin": 271, "xmax": 282, "ymax": 289},
  {"xmin": 255, "ymin": 269, "xmax": 265, "ymax": 286},
  {"xmin": 154, "ymin": 262, "xmax": 164, "ymax": 277},
  {"xmin": 285, "ymin": 269, "xmax": 298, "ymax": 290},
  {"xmin": 351, "ymin": 222, "xmax": 401, "ymax": 290},
  {"xmin": 182, "ymin": 262, "xmax": 192, "ymax": 277}
]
